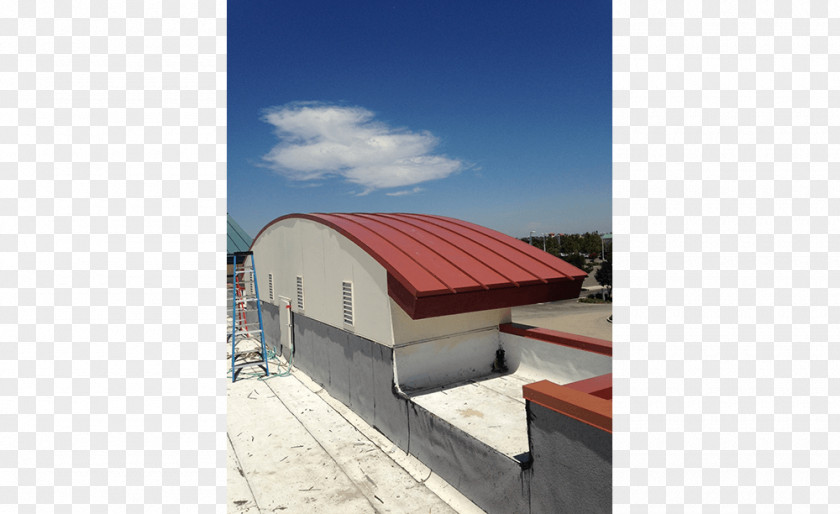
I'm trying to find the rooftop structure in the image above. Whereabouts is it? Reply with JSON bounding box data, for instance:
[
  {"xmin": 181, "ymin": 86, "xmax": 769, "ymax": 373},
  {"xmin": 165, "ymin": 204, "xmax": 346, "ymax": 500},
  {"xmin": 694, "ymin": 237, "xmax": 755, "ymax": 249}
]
[
  {"xmin": 239, "ymin": 213, "xmax": 612, "ymax": 513},
  {"xmin": 251, "ymin": 213, "xmax": 587, "ymax": 319}
]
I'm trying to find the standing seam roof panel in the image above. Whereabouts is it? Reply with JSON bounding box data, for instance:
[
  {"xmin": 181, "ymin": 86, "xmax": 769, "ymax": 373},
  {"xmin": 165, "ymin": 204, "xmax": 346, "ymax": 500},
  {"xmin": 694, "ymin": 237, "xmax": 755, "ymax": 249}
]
[
  {"xmin": 314, "ymin": 214, "xmax": 455, "ymax": 296},
  {"xmin": 345, "ymin": 213, "xmax": 511, "ymax": 291},
  {"xmin": 371, "ymin": 213, "xmax": 530, "ymax": 288},
  {"xmin": 249, "ymin": 213, "xmax": 587, "ymax": 318},
  {"xmin": 399, "ymin": 213, "xmax": 581, "ymax": 279},
  {"xmin": 394, "ymin": 213, "xmax": 558, "ymax": 284}
]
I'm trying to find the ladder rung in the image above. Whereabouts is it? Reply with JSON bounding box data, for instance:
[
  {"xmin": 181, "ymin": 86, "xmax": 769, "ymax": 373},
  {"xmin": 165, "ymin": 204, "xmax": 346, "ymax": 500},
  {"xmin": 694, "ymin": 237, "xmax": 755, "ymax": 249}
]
[
  {"xmin": 230, "ymin": 329, "xmax": 263, "ymax": 335},
  {"xmin": 233, "ymin": 360, "xmax": 267, "ymax": 370},
  {"xmin": 231, "ymin": 326, "xmax": 262, "ymax": 332}
]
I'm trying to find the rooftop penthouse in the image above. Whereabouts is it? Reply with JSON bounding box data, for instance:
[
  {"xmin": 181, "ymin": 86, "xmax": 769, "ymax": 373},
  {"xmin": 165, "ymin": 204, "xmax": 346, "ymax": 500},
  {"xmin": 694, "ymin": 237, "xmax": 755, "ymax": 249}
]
[{"xmin": 233, "ymin": 213, "xmax": 612, "ymax": 513}]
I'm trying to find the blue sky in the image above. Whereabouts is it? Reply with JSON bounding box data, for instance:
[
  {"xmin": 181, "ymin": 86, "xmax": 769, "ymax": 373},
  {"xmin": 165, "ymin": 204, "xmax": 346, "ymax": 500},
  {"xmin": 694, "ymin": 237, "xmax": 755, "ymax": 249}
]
[{"xmin": 228, "ymin": 0, "xmax": 611, "ymax": 238}]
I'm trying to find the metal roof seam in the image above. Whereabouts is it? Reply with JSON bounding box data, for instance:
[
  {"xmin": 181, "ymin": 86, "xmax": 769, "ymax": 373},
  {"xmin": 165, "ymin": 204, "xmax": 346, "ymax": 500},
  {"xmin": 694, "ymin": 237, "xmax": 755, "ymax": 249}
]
[
  {"xmin": 249, "ymin": 213, "xmax": 586, "ymax": 316},
  {"xmin": 367, "ymin": 213, "xmax": 503, "ymax": 291},
  {"xmin": 398, "ymin": 213, "xmax": 562, "ymax": 283},
  {"xmin": 325, "ymin": 213, "xmax": 457, "ymax": 294},
  {"xmin": 422, "ymin": 214, "xmax": 581, "ymax": 280},
  {"xmin": 251, "ymin": 213, "xmax": 436, "ymax": 296}
]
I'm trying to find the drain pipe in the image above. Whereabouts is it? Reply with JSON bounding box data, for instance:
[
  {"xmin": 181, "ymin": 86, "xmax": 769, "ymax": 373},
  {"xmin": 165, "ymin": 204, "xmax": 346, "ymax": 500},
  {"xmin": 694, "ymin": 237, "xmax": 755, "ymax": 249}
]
[{"xmin": 391, "ymin": 351, "xmax": 410, "ymax": 400}]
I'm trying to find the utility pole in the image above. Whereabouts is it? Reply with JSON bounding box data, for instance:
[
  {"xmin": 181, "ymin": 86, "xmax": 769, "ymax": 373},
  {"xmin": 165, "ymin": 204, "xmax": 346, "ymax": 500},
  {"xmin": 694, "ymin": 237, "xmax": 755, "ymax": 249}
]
[
  {"xmin": 542, "ymin": 233, "xmax": 546, "ymax": 252},
  {"xmin": 529, "ymin": 230, "xmax": 535, "ymax": 246}
]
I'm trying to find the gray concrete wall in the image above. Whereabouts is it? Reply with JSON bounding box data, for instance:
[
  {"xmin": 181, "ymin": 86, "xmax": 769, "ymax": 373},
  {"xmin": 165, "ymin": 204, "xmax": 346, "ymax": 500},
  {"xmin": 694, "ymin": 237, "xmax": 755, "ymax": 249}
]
[
  {"xmin": 292, "ymin": 313, "xmax": 409, "ymax": 449},
  {"xmin": 527, "ymin": 402, "xmax": 612, "ymax": 514},
  {"xmin": 290, "ymin": 313, "xmax": 610, "ymax": 514},
  {"xmin": 292, "ymin": 314, "xmax": 528, "ymax": 513},
  {"xmin": 406, "ymin": 401, "xmax": 530, "ymax": 513}
]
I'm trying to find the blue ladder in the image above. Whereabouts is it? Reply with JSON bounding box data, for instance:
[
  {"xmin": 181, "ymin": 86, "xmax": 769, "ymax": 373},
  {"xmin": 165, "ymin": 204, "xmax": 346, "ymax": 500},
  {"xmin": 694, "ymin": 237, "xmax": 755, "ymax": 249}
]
[{"xmin": 228, "ymin": 251, "xmax": 269, "ymax": 382}]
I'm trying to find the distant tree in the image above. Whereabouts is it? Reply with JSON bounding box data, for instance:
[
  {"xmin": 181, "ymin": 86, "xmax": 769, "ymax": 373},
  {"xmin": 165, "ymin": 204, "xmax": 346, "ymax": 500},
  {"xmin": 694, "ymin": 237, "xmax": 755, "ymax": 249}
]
[
  {"xmin": 563, "ymin": 252, "xmax": 586, "ymax": 270},
  {"xmin": 558, "ymin": 234, "xmax": 582, "ymax": 256},
  {"xmin": 544, "ymin": 235, "xmax": 561, "ymax": 257},
  {"xmin": 595, "ymin": 260, "xmax": 612, "ymax": 299},
  {"xmin": 522, "ymin": 232, "xmax": 610, "ymax": 263},
  {"xmin": 582, "ymin": 232, "xmax": 602, "ymax": 256}
]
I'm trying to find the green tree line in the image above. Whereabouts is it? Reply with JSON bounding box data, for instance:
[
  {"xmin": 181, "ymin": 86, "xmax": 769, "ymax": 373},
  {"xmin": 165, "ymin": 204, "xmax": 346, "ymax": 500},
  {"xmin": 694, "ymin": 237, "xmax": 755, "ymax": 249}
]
[{"xmin": 519, "ymin": 232, "xmax": 609, "ymax": 260}]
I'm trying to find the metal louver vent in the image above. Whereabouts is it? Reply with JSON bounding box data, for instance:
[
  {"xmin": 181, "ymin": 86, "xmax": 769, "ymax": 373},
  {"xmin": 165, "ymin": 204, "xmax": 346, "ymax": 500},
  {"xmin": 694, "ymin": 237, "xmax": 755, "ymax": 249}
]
[
  {"xmin": 296, "ymin": 276, "xmax": 304, "ymax": 311},
  {"xmin": 342, "ymin": 281, "xmax": 353, "ymax": 326},
  {"xmin": 268, "ymin": 273, "xmax": 274, "ymax": 302}
]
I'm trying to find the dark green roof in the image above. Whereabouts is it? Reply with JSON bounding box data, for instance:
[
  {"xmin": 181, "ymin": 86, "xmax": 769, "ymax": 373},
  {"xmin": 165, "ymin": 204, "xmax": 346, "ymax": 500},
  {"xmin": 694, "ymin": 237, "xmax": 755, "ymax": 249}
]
[{"xmin": 227, "ymin": 214, "xmax": 253, "ymax": 254}]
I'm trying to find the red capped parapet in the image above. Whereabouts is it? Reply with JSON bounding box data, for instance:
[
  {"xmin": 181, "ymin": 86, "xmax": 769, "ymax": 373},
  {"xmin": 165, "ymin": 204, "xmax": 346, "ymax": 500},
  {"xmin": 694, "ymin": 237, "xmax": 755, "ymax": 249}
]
[
  {"xmin": 499, "ymin": 322, "xmax": 612, "ymax": 356},
  {"xmin": 251, "ymin": 213, "xmax": 587, "ymax": 319},
  {"xmin": 523, "ymin": 376, "xmax": 613, "ymax": 432}
]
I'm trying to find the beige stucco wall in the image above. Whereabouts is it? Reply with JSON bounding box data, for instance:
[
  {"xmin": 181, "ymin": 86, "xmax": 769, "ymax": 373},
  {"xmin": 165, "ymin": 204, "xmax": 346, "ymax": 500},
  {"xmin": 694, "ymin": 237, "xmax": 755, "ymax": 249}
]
[
  {"xmin": 389, "ymin": 299, "xmax": 512, "ymax": 389},
  {"xmin": 251, "ymin": 217, "xmax": 515, "ymax": 355},
  {"xmin": 390, "ymin": 299, "xmax": 510, "ymax": 346},
  {"xmin": 250, "ymin": 218, "xmax": 395, "ymax": 348}
]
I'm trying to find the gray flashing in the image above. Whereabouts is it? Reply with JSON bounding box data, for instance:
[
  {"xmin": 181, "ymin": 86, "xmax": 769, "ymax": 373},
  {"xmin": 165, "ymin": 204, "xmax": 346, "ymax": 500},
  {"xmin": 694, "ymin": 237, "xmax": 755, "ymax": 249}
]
[
  {"xmin": 286, "ymin": 312, "xmax": 610, "ymax": 514},
  {"xmin": 527, "ymin": 401, "xmax": 612, "ymax": 514}
]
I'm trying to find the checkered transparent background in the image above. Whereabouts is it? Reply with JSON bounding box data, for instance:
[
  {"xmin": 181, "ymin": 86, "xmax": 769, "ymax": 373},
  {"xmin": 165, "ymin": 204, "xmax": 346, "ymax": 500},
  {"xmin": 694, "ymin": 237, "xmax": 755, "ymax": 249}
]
[
  {"xmin": 2, "ymin": 1, "xmax": 226, "ymax": 512},
  {"xmin": 613, "ymin": 1, "xmax": 839, "ymax": 512},
  {"xmin": 3, "ymin": 0, "xmax": 839, "ymax": 511}
]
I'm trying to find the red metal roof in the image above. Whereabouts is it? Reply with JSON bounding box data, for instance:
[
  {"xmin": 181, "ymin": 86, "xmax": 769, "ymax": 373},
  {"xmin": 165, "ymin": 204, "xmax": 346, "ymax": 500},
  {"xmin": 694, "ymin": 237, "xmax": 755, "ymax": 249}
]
[{"xmin": 252, "ymin": 213, "xmax": 587, "ymax": 319}]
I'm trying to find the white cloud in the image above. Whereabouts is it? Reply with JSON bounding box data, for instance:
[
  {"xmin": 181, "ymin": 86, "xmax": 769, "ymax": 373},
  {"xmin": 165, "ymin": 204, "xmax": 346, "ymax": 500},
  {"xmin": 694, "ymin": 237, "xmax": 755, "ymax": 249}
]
[
  {"xmin": 261, "ymin": 102, "xmax": 463, "ymax": 192},
  {"xmin": 385, "ymin": 187, "xmax": 424, "ymax": 197}
]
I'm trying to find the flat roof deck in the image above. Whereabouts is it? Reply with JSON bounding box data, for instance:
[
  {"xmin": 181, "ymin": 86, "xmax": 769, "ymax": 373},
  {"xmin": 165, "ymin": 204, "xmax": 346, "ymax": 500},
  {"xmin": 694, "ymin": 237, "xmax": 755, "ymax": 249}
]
[
  {"xmin": 408, "ymin": 373, "xmax": 533, "ymax": 462},
  {"xmin": 228, "ymin": 299, "xmax": 611, "ymax": 511},
  {"xmin": 227, "ymin": 358, "xmax": 485, "ymax": 513}
]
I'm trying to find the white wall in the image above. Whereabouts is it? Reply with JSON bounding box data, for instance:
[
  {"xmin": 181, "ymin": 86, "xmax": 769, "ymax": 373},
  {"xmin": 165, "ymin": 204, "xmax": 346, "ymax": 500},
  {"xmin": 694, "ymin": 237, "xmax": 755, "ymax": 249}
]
[
  {"xmin": 500, "ymin": 332, "xmax": 612, "ymax": 386},
  {"xmin": 389, "ymin": 300, "xmax": 511, "ymax": 390},
  {"xmin": 390, "ymin": 299, "xmax": 510, "ymax": 346},
  {"xmin": 250, "ymin": 218, "xmax": 394, "ymax": 348},
  {"xmin": 393, "ymin": 328, "xmax": 500, "ymax": 391}
]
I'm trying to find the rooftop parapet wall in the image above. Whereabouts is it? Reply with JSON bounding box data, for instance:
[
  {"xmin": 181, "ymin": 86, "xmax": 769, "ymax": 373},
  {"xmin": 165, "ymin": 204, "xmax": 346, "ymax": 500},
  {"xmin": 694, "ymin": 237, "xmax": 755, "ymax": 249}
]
[
  {"xmin": 499, "ymin": 322, "xmax": 612, "ymax": 356},
  {"xmin": 288, "ymin": 311, "xmax": 612, "ymax": 513},
  {"xmin": 523, "ymin": 376, "xmax": 612, "ymax": 513},
  {"xmin": 499, "ymin": 323, "xmax": 612, "ymax": 387},
  {"xmin": 523, "ymin": 378, "xmax": 612, "ymax": 433},
  {"xmin": 563, "ymin": 372, "xmax": 613, "ymax": 400},
  {"xmin": 526, "ymin": 394, "xmax": 612, "ymax": 514}
]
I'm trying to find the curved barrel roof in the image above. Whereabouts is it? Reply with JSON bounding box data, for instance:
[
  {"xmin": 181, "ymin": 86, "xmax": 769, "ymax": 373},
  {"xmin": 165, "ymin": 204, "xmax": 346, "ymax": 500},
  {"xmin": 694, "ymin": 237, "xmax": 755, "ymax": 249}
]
[{"xmin": 252, "ymin": 213, "xmax": 587, "ymax": 319}]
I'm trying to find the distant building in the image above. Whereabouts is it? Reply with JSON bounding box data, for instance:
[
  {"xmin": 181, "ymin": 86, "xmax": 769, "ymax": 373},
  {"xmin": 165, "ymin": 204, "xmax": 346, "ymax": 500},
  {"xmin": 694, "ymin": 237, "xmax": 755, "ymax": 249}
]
[
  {"xmin": 227, "ymin": 213, "xmax": 253, "ymax": 276},
  {"xmin": 227, "ymin": 213, "xmax": 253, "ymax": 254}
]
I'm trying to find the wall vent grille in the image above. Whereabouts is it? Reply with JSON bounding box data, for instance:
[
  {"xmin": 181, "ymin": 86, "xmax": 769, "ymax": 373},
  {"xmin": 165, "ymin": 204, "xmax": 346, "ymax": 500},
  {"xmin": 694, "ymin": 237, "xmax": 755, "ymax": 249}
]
[
  {"xmin": 342, "ymin": 281, "xmax": 353, "ymax": 326},
  {"xmin": 267, "ymin": 273, "xmax": 274, "ymax": 302},
  {"xmin": 296, "ymin": 276, "xmax": 304, "ymax": 311}
]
